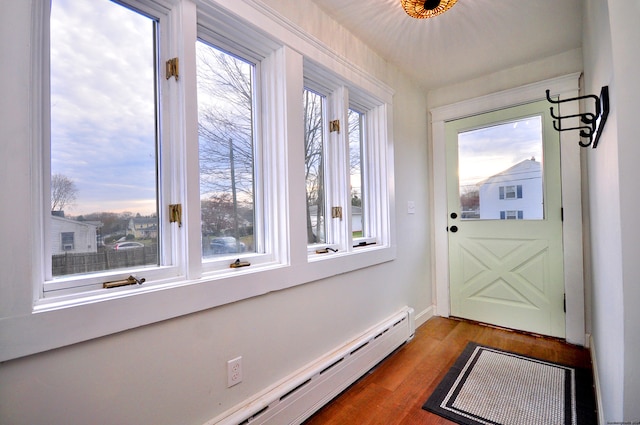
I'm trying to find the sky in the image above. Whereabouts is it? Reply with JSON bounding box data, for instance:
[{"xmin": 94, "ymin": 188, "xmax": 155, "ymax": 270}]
[
  {"xmin": 457, "ymin": 116, "xmax": 543, "ymax": 189},
  {"xmin": 50, "ymin": 0, "xmax": 157, "ymax": 217},
  {"xmin": 50, "ymin": 0, "xmax": 542, "ymax": 217}
]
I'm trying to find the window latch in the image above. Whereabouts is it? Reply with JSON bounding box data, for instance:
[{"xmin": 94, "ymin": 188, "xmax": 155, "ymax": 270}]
[
  {"xmin": 315, "ymin": 247, "xmax": 338, "ymax": 254},
  {"xmin": 230, "ymin": 259, "xmax": 251, "ymax": 268},
  {"xmin": 329, "ymin": 120, "xmax": 340, "ymax": 133},
  {"xmin": 103, "ymin": 275, "xmax": 145, "ymax": 289}
]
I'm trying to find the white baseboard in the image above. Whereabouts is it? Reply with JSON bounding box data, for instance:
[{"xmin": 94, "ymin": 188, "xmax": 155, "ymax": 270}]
[{"xmin": 414, "ymin": 304, "xmax": 435, "ymax": 328}]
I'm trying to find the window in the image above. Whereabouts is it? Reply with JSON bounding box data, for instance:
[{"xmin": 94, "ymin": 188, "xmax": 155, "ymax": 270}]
[
  {"xmin": 47, "ymin": 0, "xmax": 162, "ymax": 291},
  {"xmin": 61, "ymin": 232, "xmax": 74, "ymax": 251},
  {"xmin": 302, "ymin": 66, "xmax": 387, "ymax": 255},
  {"xmin": 499, "ymin": 185, "xmax": 523, "ymax": 200},
  {"xmin": 197, "ymin": 40, "xmax": 258, "ymax": 260},
  {"xmin": 303, "ymin": 88, "xmax": 326, "ymax": 245},
  {"xmin": 14, "ymin": 0, "xmax": 394, "ymax": 360},
  {"xmin": 348, "ymin": 109, "xmax": 365, "ymax": 239},
  {"xmin": 39, "ymin": 0, "xmax": 392, "ymax": 298},
  {"xmin": 501, "ymin": 210, "xmax": 524, "ymax": 220}
]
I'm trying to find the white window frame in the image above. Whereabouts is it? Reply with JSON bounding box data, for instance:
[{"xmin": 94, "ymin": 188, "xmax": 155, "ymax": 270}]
[
  {"xmin": 195, "ymin": 33, "xmax": 275, "ymax": 273},
  {"xmin": 303, "ymin": 66, "xmax": 390, "ymax": 260},
  {"xmin": 0, "ymin": 0, "xmax": 395, "ymax": 362},
  {"xmin": 346, "ymin": 107, "xmax": 371, "ymax": 247},
  {"xmin": 41, "ymin": 0, "xmax": 183, "ymax": 299}
]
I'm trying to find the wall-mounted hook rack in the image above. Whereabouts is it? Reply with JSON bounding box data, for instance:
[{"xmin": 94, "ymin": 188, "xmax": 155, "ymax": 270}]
[{"xmin": 546, "ymin": 86, "xmax": 609, "ymax": 148}]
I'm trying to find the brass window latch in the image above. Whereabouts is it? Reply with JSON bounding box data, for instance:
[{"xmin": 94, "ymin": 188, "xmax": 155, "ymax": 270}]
[
  {"xmin": 230, "ymin": 259, "xmax": 251, "ymax": 268},
  {"xmin": 103, "ymin": 275, "xmax": 146, "ymax": 289},
  {"xmin": 315, "ymin": 247, "xmax": 338, "ymax": 254}
]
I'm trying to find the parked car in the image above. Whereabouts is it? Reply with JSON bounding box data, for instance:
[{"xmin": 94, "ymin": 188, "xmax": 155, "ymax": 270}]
[
  {"xmin": 210, "ymin": 237, "xmax": 245, "ymax": 254},
  {"xmin": 112, "ymin": 241, "xmax": 144, "ymax": 250}
]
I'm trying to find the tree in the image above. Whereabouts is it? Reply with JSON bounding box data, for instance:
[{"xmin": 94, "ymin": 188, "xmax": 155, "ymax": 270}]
[
  {"xmin": 51, "ymin": 173, "xmax": 78, "ymax": 212},
  {"xmin": 196, "ymin": 43, "xmax": 325, "ymax": 245},
  {"xmin": 304, "ymin": 89, "xmax": 325, "ymax": 243},
  {"xmin": 460, "ymin": 185, "xmax": 480, "ymax": 218},
  {"xmin": 197, "ymin": 43, "xmax": 255, "ymax": 244},
  {"xmin": 197, "ymin": 44, "xmax": 254, "ymax": 198}
]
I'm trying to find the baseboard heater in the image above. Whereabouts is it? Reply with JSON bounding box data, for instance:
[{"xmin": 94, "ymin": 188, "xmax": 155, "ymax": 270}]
[{"xmin": 206, "ymin": 306, "xmax": 415, "ymax": 425}]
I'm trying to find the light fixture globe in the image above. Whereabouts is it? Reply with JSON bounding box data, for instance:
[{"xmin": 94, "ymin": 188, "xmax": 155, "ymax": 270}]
[{"xmin": 401, "ymin": 0, "xmax": 458, "ymax": 19}]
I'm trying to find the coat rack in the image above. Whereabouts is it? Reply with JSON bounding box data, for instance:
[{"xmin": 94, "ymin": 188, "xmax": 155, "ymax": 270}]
[{"xmin": 545, "ymin": 86, "xmax": 609, "ymax": 148}]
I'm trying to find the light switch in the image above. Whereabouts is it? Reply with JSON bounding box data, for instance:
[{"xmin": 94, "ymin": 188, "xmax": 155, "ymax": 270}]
[{"xmin": 407, "ymin": 201, "xmax": 416, "ymax": 214}]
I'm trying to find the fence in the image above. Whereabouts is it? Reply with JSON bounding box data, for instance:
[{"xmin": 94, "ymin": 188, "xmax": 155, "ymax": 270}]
[{"xmin": 52, "ymin": 245, "xmax": 158, "ymax": 276}]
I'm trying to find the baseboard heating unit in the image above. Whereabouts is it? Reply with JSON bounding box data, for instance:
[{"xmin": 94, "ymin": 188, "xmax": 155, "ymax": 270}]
[{"xmin": 206, "ymin": 306, "xmax": 415, "ymax": 425}]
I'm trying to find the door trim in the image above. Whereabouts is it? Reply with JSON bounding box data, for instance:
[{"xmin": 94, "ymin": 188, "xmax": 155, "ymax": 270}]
[{"xmin": 430, "ymin": 73, "xmax": 586, "ymax": 345}]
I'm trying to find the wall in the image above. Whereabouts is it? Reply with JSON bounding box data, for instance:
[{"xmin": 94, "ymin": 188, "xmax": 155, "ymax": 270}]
[
  {"xmin": 0, "ymin": 1, "xmax": 431, "ymax": 424},
  {"xmin": 583, "ymin": 0, "xmax": 640, "ymax": 422},
  {"xmin": 427, "ymin": 48, "xmax": 583, "ymax": 110}
]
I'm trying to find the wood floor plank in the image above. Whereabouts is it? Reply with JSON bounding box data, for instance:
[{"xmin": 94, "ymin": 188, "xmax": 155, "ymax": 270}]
[{"xmin": 303, "ymin": 316, "xmax": 593, "ymax": 425}]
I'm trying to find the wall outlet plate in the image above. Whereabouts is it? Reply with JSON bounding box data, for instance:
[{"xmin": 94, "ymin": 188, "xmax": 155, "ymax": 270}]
[{"xmin": 227, "ymin": 356, "xmax": 242, "ymax": 387}]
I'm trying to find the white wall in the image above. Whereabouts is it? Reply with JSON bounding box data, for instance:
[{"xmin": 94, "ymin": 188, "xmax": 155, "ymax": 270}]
[
  {"xmin": 583, "ymin": 0, "xmax": 640, "ymax": 422},
  {"xmin": 0, "ymin": 1, "xmax": 431, "ymax": 424}
]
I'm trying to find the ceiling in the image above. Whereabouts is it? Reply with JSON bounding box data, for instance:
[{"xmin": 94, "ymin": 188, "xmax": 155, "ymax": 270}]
[{"xmin": 309, "ymin": 0, "xmax": 583, "ymax": 90}]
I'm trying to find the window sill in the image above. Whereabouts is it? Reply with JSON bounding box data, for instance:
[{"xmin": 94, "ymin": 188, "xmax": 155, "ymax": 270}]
[{"xmin": 1, "ymin": 245, "xmax": 395, "ymax": 362}]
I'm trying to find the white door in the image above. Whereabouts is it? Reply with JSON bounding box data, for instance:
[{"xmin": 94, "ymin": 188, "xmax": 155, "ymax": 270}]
[{"xmin": 446, "ymin": 100, "xmax": 565, "ymax": 338}]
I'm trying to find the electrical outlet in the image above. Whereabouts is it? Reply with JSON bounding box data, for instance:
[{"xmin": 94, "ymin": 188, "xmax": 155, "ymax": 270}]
[{"xmin": 227, "ymin": 356, "xmax": 242, "ymax": 387}]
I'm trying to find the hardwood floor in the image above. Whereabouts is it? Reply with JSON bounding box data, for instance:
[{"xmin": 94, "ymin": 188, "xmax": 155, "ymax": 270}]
[{"xmin": 303, "ymin": 316, "xmax": 593, "ymax": 425}]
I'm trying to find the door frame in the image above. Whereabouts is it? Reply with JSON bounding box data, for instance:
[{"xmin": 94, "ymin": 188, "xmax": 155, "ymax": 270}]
[{"xmin": 430, "ymin": 73, "xmax": 586, "ymax": 345}]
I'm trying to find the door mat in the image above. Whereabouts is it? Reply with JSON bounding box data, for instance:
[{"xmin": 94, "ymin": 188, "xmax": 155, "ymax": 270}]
[{"xmin": 422, "ymin": 342, "xmax": 596, "ymax": 425}]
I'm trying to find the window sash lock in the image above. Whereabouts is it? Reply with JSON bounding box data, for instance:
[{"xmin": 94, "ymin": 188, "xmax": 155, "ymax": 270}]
[{"xmin": 103, "ymin": 275, "xmax": 145, "ymax": 289}]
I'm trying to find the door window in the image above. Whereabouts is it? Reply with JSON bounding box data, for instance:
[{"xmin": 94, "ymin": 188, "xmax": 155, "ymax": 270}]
[{"xmin": 457, "ymin": 116, "xmax": 544, "ymax": 220}]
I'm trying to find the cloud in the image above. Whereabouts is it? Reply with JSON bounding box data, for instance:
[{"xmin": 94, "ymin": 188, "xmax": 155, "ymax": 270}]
[{"xmin": 50, "ymin": 0, "xmax": 157, "ymax": 215}]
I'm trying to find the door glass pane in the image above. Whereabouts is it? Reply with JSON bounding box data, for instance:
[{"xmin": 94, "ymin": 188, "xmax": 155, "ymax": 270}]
[
  {"xmin": 50, "ymin": 0, "xmax": 159, "ymax": 277},
  {"xmin": 196, "ymin": 41, "xmax": 256, "ymax": 258},
  {"xmin": 458, "ymin": 116, "xmax": 543, "ymax": 220},
  {"xmin": 348, "ymin": 109, "xmax": 365, "ymax": 239},
  {"xmin": 303, "ymin": 89, "xmax": 326, "ymax": 244}
]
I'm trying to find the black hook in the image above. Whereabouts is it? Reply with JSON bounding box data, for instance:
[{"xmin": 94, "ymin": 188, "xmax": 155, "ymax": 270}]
[{"xmin": 545, "ymin": 86, "xmax": 609, "ymax": 149}]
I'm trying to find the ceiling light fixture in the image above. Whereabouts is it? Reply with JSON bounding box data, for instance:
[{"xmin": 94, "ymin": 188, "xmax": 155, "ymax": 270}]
[{"xmin": 401, "ymin": 0, "xmax": 458, "ymax": 19}]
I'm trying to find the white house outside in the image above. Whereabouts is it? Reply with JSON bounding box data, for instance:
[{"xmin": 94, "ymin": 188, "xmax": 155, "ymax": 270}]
[
  {"xmin": 127, "ymin": 216, "xmax": 158, "ymax": 239},
  {"xmin": 50, "ymin": 215, "xmax": 100, "ymax": 255},
  {"xmin": 478, "ymin": 158, "xmax": 543, "ymax": 220}
]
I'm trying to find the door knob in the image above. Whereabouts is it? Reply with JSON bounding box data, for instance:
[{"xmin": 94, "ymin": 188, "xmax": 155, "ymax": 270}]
[
  {"xmin": 450, "ymin": 225, "xmax": 458, "ymax": 233},
  {"xmin": 450, "ymin": 212, "xmax": 458, "ymax": 219}
]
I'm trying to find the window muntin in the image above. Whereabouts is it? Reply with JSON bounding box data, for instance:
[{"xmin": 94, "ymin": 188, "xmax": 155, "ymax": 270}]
[
  {"xmin": 303, "ymin": 88, "xmax": 327, "ymax": 245},
  {"xmin": 196, "ymin": 40, "xmax": 257, "ymax": 259},
  {"xmin": 48, "ymin": 0, "xmax": 160, "ymax": 281}
]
